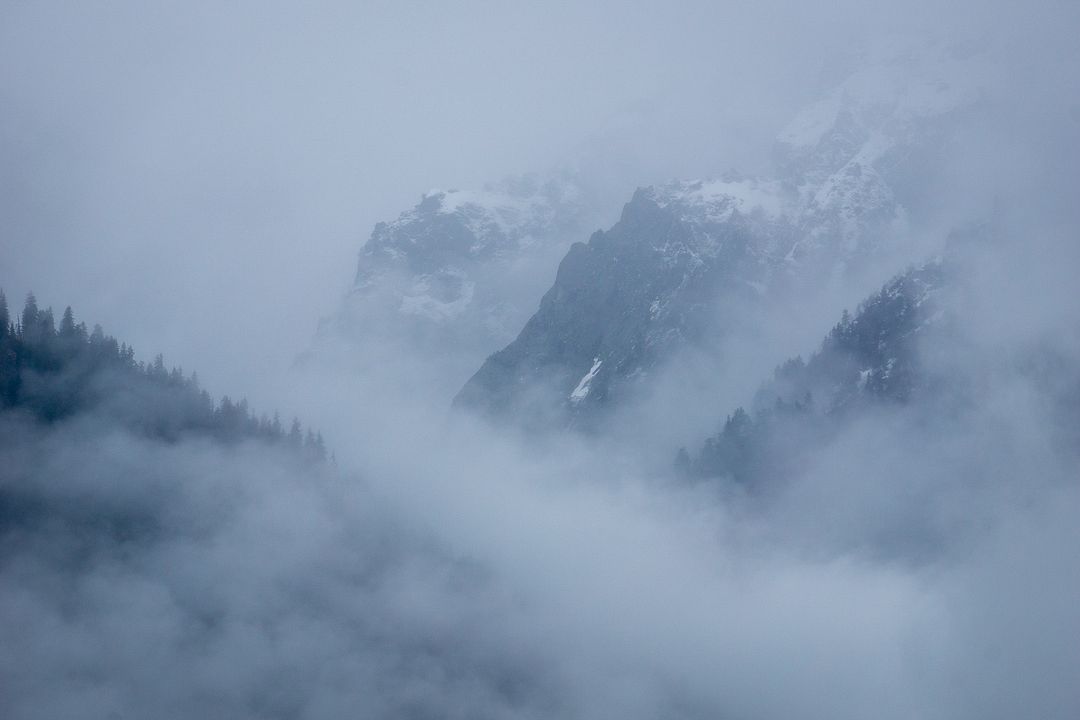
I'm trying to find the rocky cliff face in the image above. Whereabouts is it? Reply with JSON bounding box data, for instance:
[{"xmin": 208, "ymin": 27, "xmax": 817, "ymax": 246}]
[
  {"xmin": 454, "ymin": 49, "xmax": 984, "ymax": 429},
  {"xmin": 453, "ymin": 180, "xmax": 790, "ymax": 428},
  {"xmin": 309, "ymin": 172, "xmax": 594, "ymax": 398}
]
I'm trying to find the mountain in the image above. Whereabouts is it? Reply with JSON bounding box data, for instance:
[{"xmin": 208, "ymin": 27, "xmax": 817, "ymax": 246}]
[
  {"xmin": 308, "ymin": 171, "xmax": 596, "ymax": 397},
  {"xmin": 682, "ymin": 259, "xmax": 947, "ymax": 487},
  {"xmin": 454, "ymin": 48, "xmax": 985, "ymax": 429},
  {"xmin": 0, "ymin": 291, "xmax": 325, "ymax": 458},
  {"xmin": 0, "ymin": 290, "xmax": 330, "ymax": 545}
]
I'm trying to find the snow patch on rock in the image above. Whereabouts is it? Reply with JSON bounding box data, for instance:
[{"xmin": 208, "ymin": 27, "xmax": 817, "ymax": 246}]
[
  {"xmin": 569, "ymin": 358, "xmax": 603, "ymax": 404},
  {"xmin": 646, "ymin": 177, "xmax": 788, "ymax": 224},
  {"xmin": 398, "ymin": 272, "xmax": 476, "ymax": 322}
]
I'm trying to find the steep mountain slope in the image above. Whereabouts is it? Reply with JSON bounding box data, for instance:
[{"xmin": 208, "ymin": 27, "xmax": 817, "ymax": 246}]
[
  {"xmin": 453, "ymin": 178, "xmax": 794, "ymax": 427},
  {"xmin": 455, "ymin": 49, "xmax": 984, "ymax": 429},
  {"xmin": 0, "ymin": 295, "xmax": 556, "ymax": 720},
  {"xmin": 684, "ymin": 259, "xmax": 947, "ymax": 486},
  {"xmin": 0, "ymin": 291, "xmax": 330, "ymax": 548},
  {"xmin": 0, "ymin": 291, "xmax": 325, "ymax": 457}
]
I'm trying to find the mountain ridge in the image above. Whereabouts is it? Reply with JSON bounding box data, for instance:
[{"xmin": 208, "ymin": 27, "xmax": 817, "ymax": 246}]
[{"xmin": 453, "ymin": 48, "xmax": 984, "ymax": 430}]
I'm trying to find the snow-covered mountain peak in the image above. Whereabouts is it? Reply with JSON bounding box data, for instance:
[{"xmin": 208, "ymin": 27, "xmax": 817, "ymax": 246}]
[
  {"xmin": 310, "ymin": 169, "xmax": 597, "ymax": 402},
  {"xmin": 643, "ymin": 176, "xmax": 790, "ymax": 225},
  {"xmin": 453, "ymin": 48, "xmax": 990, "ymax": 429},
  {"xmin": 425, "ymin": 177, "xmax": 581, "ymax": 248},
  {"xmin": 363, "ymin": 173, "xmax": 585, "ymax": 278}
]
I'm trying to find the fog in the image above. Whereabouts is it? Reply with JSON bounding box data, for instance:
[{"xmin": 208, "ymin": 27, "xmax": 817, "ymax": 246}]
[
  {"xmin": 2, "ymin": 2, "xmax": 1080, "ymax": 719},
  {"xmin": 6, "ymin": 0, "xmax": 1076, "ymax": 402}
]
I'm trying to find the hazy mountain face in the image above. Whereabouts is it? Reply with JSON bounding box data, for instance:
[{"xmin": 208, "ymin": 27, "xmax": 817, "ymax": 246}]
[
  {"xmin": 303, "ymin": 172, "xmax": 601, "ymax": 404},
  {"xmin": 686, "ymin": 240, "xmax": 1080, "ymax": 564},
  {"xmin": 3, "ymin": 4, "xmax": 1080, "ymax": 720},
  {"xmin": 686, "ymin": 259, "xmax": 948, "ymax": 491},
  {"xmin": 454, "ymin": 47, "xmax": 986, "ymax": 431}
]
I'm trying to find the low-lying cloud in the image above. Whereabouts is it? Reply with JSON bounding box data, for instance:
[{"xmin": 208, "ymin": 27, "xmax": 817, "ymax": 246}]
[{"xmin": 2, "ymin": 2, "xmax": 1079, "ymax": 719}]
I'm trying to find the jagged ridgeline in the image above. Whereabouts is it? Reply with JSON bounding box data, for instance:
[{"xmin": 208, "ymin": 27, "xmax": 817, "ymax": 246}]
[
  {"xmin": 307, "ymin": 171, "xmax": 591, "ymax": 398},
  {"xmin": 0, "ymin": 291, "xmax": 327, "ymax": 462},
  {"xmin": 454, "ymin": 49, "xmax": 982, "ymax": 431},
  {"xmin": 681, "ymin": 260, "xmax": 947, "ymax": 487}
]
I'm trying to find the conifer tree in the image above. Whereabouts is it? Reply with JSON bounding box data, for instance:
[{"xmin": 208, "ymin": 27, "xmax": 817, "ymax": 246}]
[
  {"xmin": 0, "ymin": 290, "xmax": 9, "ymax": 338},
  {"xmin": 0, "ymin": 290, "xmax": 14, "ymax": 404},
  {"xmin": 0, "ymin": 292, "xmax": 318, "ymax": 455},
  {"xmin": 21, "ymin": 292, "xmax": 38, "ymax": 331},
  {"xmin": 38, "ymin": 307, "xmax": 55, "ymax": 337},
  {"xmin": 60, "ymin": 306, "xmax": 76, "ymax": 337}
]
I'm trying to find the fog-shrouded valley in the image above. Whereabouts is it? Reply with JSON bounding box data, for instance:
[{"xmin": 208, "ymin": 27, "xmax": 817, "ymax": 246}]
[{"xmin": 3, "ymin": 2, "xmax": 1080, "ymax": 719}]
